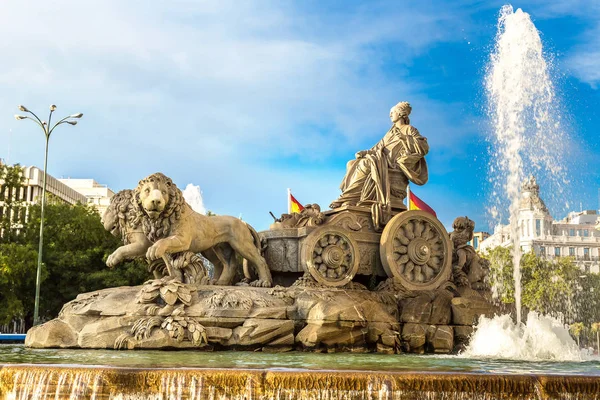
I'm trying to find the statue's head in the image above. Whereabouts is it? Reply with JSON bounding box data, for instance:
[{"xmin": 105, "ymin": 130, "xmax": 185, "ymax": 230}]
[
  {"xmin": 390, "ymin": 101, "xmax": 412, "ymax": 125},
  {"xmin": 450, "ymin": 216, "xmax": 475, "ymax": 246},
  {"xmin": 135, "ymin": 173, "xmax": 182, "ymax": 220}
]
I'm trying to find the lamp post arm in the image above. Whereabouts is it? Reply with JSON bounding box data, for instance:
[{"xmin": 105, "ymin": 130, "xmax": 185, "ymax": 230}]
[
  {"xmin": 26, "ymin": 110, "xmax": 46, "ymax": 133},
  {"xmin": 24, "ymin": 116, "xmax": 45, "ymax": 130},
  {"xmin": 47, "ymin": 110, "xmax": 53, "ymax": 135},
  {"xmin": 48, "ymin": 116, "xmax": 73, "ymax": 135}
]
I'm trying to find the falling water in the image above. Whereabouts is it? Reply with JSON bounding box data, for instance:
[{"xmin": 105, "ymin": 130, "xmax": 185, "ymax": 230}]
[
  {"xmin": 182, "ymin": 183, "xmax": 207, "ymax": 215},
  {"xmin": 461, "ymin": 312, "xmax": 588, "ymax": 361},
  {"xmin": 4, "ymin": 364, "xmax": 600, "ymax": 399},
  {"xmin": 486, "ymin": 5, "xmax": 569, "ymax": 325}
]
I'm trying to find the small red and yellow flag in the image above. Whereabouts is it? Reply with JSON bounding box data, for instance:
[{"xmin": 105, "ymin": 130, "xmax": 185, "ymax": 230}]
[
  {"xmin": 408, "ymin": 190, "xmax": 436, "ymax": 217},
  {"xmin": 289, "ymin": 190, "xmax": 305, "ymax": 214}
]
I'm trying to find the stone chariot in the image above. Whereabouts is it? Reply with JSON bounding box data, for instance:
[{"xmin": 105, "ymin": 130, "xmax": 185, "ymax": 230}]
[{"xmin": 263, "ymin": 201, "xmax": 453, "ymax": 291}]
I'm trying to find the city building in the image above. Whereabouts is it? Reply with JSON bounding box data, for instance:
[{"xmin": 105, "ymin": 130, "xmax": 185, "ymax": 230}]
[
  {"xmin": 468, "ymin": 231, "xmax": 490, "ymax": 252},
  {"xmin": 4, "ymin": 165, "xmax": 88, "ymax": 206},
  {"xmin": 0, "ymin": 164, "xmax": 88, "ymax": 237},
  {"xmin": 0, "ymin": 163, "xmax": 113, "ymax": 237},
  {"xmin": 58, "ymin": 178, "xmax": 115, "ymax": 216},
  {"xmin": 479, "ymin": 176, "xmax": 600, "ymax": 273}
]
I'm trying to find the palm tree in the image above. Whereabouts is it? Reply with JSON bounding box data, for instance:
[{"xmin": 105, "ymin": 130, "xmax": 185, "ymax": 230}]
[
  {"xmin": 591, "ymin": 323, "xmax": 600, "ymax": 355},
  {"xmin": 569, "ymin": 322, "xmax": 585, "ymax": 348}
]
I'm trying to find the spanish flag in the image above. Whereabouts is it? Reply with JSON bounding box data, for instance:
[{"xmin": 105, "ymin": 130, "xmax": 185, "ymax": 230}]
[
  {"xmin": 288, "ymin": 189, "xmax": 305, "ymax": 214},
  {"xmin": 408, "ymin": 188, "xmax": 436, "ymax": 217}
]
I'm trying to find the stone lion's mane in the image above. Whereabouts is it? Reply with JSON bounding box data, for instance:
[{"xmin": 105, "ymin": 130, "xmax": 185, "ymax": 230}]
[
  {"xmin": 106, "ymin": 189, "xmax": 138, "ymax": 244},
  {"xmin": 132, "ymin": 173, "xmax": 184, "ymax": 243}
]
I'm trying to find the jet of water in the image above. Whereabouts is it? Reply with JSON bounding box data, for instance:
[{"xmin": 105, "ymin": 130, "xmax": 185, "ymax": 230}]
[
  {"xmin": 182, "ymin": 183, "xmax": 207, "ymax": 215},
  {"xmin": 486, "ymin": 5, "xmax": 570, "ymax": 325},
  {"xmin": 461, "ymin": 312, "xmax": 589, "ymax": 361}
]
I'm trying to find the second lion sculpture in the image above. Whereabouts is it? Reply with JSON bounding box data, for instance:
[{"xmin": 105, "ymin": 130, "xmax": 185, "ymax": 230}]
[{"xmin": 103, "ymin": 173, "xmax": 272, "ymax": 287}]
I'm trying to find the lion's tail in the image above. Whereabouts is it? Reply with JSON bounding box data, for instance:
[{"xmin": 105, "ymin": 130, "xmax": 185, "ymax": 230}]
[{"xmin": 242, "ymin": 223, "xmax": 264, "ymax": 280}]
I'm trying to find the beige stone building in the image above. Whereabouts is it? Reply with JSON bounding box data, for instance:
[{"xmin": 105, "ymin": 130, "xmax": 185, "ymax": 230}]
[
  {"xmin": 58, "ymin": 178, "xmax": 115, "ymax": 216},
  {"xmin": 479, "ymin": 176, "xmax": 600, "ymax": 273},
  {"xmin": 468, "ymin": 231, "xmax": 490, "ymax": 252},
  {"xmin": 19, "ymin": 166, "xmax": 88, "ymax": 205},
  {"xmin": 0, "ymin": 164, "xmax": 113, "ymax": 231}
]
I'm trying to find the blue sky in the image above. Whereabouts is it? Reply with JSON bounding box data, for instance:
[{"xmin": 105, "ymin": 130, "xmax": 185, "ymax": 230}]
[{"xmin": 1, "ymin": 1, "xmax": 599, "ymax": 232}]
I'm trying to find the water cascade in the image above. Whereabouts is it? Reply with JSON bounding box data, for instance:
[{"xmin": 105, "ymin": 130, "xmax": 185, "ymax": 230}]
[
  {"xmin": 462, "ymin": 312, "xmax": 587, "ymax": 361},
  {"xmin": 3, "ymin": 365, "xmax": 600, "ymax": 399},
  {"xmin": 486, "ymin": 5, "xmax": 568, "ymax": 325}
]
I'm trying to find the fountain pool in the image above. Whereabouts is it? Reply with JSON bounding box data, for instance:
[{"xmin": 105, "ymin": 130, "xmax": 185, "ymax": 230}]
[{"xmin": 2, "ymin": 344, "xmax": 600, "ymax": 399}]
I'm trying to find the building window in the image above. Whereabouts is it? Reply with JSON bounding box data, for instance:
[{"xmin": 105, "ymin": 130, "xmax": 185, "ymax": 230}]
[
  {"xmin": 584, "ymin": 248, "xmax": 590, "ymax": 260},
  {"xmin": 540, "ymin": 246, "xmax": 545, "ymax": 255},
  {"xmin": 578, "ymin": 229, "xmax": 583, "ymax": 236},
  {"xmin": 555, "ymin": 247, "xmax": 561, "ymax": 257},
  {"xmin": 569, "ymin": 229, "xmax": 575, "ymax": 236},
  {"xmin": 569, "ymin": 247, "xmax": 575, "ymax": 256},
  {"xmin": 473, "ymin": 237, "xmax": 479, "ymax": 249},
  {"xmin": 584, "ymin": 229, "xmax": 589, "ymax": 237},
  {"xmin": 536, "ymin": 219, "xmax": 541, "ymax": 236}
]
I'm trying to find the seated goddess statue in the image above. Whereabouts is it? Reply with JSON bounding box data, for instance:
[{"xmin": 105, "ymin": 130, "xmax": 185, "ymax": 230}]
[{"xmin": 330, "ymin": 102, "xmax": 429, "ymax": 226}]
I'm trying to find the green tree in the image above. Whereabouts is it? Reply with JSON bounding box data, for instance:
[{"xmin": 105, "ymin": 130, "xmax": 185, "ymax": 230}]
[
  {"xmin": 572, "ymin": 272, "xmax": 600, "ymax": 325},
  {"xmin": 569, "ymin": 322, "xmax": 585, "ymax": 347},
  {"xmin": 23, "ymin": 202, "xmax": 149, "ymax": 321},
  {"xmin": 485, "ymin": 246, "xmax": 514, "ymax": 303},
  {"xmin": 0, "ymin": 163, "xmax": 27, "ymax": 243},
  {"xmin": 591, "ymin": 322, "xmax": 600, "ymax": 355},
  {"xmin": 520, "ymin": 252, "xmax": 581, "ymax": 320},
  {"xmin": 484, "ymin": 247, "xmax": 594, "ymax": 324},
  {"xmin": 0, "ymin": 162, "xmax": 150, "ymax": 327},
  {"xmin": 0, "ymin": 242, "xmax": 39, "ymax": 324}
]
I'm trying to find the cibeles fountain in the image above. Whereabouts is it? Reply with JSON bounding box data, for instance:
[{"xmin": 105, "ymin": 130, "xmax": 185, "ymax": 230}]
[{"xmin": 2, "ymin": 5, "xmax": 600, "ymax": 400}]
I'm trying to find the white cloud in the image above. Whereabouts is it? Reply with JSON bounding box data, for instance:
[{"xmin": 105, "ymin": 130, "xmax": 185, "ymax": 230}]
[
  {"xmin": 517, "ymin": 1, "xmax": 600, "ymax": 88},
  {"xmin": 567, "ymin": 23, "xmax": 600, "ymax": 89},
  {"xmin": 0, "ymin": 0, "xmax": 482, "ymax": 229}
]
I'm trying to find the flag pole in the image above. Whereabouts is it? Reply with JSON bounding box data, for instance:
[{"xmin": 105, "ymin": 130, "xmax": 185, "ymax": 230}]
[
  {"xmin": 406, "ymin": 183, "xmax": 410, "ymax": 211},
  {"xmin": 287, "ymin": 188, "xmax": 291, "ymax": 214}
]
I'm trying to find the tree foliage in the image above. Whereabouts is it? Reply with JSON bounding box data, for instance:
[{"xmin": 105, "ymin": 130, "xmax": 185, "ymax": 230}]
[
  {"xmin": 0, "ymin": 163, "xmax": 27, "ymax": 243},
  {"xmin": 484, "ymin": 246, "xmax": 600, "ymax": 325},
  {"xmin": 0, "ymin": 164, "xmax": 149, "ymax": 327}
]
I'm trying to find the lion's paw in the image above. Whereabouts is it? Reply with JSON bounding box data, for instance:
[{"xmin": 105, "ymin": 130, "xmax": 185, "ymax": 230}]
[
  {"xmin": 249, "ymin": 279, "xmax": 273, "ymax": 288},
  {"xmin": 106, "ymin": 252, "xmax": 122, "ymax": 268}
]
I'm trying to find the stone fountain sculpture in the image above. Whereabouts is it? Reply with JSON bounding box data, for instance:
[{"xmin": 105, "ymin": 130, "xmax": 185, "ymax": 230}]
[{"xmin": 26, "ymin": 102, "xmax": 496, "ymax": 353}]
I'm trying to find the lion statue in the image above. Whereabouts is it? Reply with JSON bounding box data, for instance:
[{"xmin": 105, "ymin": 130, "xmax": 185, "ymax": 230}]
[
  {"xmin": 103, "ymin": 189, "xmax": 152, "ymax": 269},
  {"xmin": 102, "ymin": 189, "xmax": 208, "ymax": 284},
  {"xmin": 131, "ymin": 172, "xmax": 272, "ymax": 287}
]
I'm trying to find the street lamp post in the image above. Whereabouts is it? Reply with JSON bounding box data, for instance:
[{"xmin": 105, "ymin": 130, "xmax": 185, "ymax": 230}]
[{"xmin": 15, "ymin": 105, "xmax": 83, "ymax": 326}]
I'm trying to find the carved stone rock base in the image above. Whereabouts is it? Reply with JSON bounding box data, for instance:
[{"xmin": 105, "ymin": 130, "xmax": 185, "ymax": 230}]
[{"xmin": 26, "ymin": 280, "xmax": 495, "ymax": 354}]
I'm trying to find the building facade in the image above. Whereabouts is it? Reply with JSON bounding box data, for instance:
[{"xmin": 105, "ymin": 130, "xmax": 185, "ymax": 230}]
[
  {"xmin": 0, "ymin": 164, "xmax": 113, "ymax": 235},
  {"xmin": 20, "ymin": 166, "xmax": 88, "ymax": 205},
  {"xmin": 58, "ymin": 178, "xmax": 115, "ymax": 216},
  {"xmin": 479, "ymin": 176, "xmax": 600, "ymax": 273},
  {"xmin": 468, "ymin": 231, "xmax": 490, "ymax": 252}
]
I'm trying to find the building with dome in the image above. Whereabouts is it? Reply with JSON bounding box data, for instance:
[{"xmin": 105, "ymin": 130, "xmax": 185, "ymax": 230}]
[{"xmin": 479, "ymin": 176, "xmax": 600, "ymax": 273}]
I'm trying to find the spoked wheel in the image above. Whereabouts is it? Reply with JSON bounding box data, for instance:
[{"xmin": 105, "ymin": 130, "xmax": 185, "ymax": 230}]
[
  {"xmin": 301, "ymin": 226, "xmax": 360, "ymax": 287},
  {"xmin": 380, "ymin": 210, "xmax": 452, "ymax": 291}
]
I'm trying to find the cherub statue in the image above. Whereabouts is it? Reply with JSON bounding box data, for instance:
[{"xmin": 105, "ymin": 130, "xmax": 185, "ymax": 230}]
[
  {"xmin": 449, "ymin": 216, "xmax": 489, "ymax": 290},
  {"xmin": 272, "ymin": 203, "xmax": 326, "ymax": 229}
]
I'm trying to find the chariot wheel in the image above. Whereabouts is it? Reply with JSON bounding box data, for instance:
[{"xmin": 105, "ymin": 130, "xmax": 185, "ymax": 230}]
[
  {"xmin": 380, "ymin": 210, "xmax": 452, "ymax": 291},
  {"xmin": 301, "ymin": 226, "xmax": 360, "ymax": 287}
]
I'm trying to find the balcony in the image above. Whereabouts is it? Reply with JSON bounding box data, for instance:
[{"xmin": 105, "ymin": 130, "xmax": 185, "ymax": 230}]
[{"xmin": 540, "ymin": 254, "xmax": 599, "ymax": 262}]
